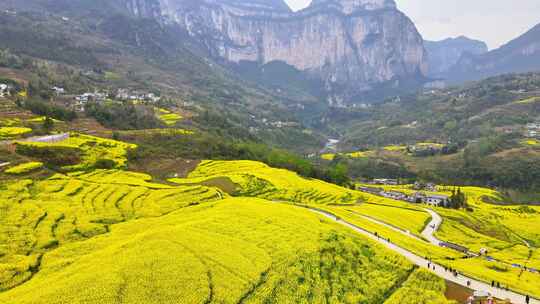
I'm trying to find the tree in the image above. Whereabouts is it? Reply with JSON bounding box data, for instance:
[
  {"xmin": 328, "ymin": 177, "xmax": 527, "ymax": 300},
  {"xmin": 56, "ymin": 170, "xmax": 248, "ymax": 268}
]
[
  {"xmin": 42, "ymin": 116, "xmax": 54, "ymax": 133},
  {"xmin": 449, "ymin": 187, "xmax": 467, "ymax": 209}
]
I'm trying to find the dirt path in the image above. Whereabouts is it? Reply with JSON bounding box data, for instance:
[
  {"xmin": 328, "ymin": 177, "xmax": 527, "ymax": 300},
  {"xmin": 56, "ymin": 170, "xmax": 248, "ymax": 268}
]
[{"xmin": 308, "ymin": 207, "xmax": 539, "ymax": 304}]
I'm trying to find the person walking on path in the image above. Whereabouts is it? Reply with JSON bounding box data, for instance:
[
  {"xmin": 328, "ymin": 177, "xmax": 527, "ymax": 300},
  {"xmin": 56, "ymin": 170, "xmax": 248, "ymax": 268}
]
[
  {"xmin": 526, "ymin": 295, "xmax": 530, "ymax": 304},
  {"xmin": 492, "ymin": 280, "xmax": 495, "ymax": 287}
]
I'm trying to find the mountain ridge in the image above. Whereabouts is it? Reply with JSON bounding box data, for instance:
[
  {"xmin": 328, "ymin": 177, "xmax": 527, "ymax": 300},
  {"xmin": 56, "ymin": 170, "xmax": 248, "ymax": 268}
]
[{"xmin": 444, "ymin": 22, "xmax": 540, "ymax": 83}]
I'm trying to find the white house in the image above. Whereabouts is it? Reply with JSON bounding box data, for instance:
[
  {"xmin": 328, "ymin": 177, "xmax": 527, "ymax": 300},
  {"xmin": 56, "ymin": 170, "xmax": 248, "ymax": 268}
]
[
  {"xmin": 0, "ymin": 83, "xmax": 8, "ymax": 97},
  {"xmin": 381, "ymin": 191, "xmax": 407, "ymax": 201},
  {"xmin": 52, "ymin": 86, "xmax": 65, "ymax": 95},
  {"xmin": 373, "ymin": 178, "xmax": 398, "ymax": 185},
  {"xmin": 424, "ymin": 194, "xmax": 450, "ymax": 207}
]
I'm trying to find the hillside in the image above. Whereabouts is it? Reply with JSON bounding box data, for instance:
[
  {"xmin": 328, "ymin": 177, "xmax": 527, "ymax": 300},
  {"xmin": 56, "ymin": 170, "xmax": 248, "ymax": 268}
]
[
  {"xmin": 445, "ymin": 23, "xmax": 540, "ymax": 83},
  {"xmin": 323, "ymin": 72, "xmax": 540, "ymax": 199},
  {"xmin": 0, "ymin": 6, "xmax": 325, "ymax": 152}
]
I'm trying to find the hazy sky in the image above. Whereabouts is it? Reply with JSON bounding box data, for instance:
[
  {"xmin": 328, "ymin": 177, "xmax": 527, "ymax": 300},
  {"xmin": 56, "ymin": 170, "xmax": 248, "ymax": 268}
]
[{"xmin": 284, "ymin": 0, "xmax": 540, "ymax": 49}]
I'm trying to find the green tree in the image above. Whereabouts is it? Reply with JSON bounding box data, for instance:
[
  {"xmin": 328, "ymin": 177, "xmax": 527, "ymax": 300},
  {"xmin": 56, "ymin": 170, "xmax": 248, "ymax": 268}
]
[{"xmin": 42, "ymin": 116, "xmax": 54, "ymax": 133}]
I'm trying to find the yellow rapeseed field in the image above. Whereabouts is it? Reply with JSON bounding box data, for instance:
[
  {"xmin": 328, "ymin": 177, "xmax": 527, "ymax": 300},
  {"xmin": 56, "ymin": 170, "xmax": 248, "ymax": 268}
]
[
  {"xmin": 15, "ymin": 133, "xmax": 136, "ymax": 170},
  {"xmin": 0, "ymin": 171, "xmax": 224, "ymax": 291},
  {"xmin": 170, "ymin": 160, "xmax": 362, "ymax": 205},
  {"xmin": 0, "ymin": 184, "xmax": 429, "ymax": 303},
  {"xmin": 0, "ymin": 126, "xmax": 32, "ymax": 139},
  {"xmin": 4, "ymin": 162, "xmax": 43, "ymax": 174}
]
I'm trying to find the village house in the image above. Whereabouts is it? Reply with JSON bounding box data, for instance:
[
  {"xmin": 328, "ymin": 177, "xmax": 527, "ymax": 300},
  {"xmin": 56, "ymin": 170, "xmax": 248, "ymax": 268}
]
[
  {"xmin": 270, "ymin": 121, "xmax": 300, "ymax": 128},
  {"xmin": 0, "ymin": 83, "xmax": 9, "ymax": 98},
  {"xmin": 426, "ymin": 183, "xmax": 437, "ymax": 192},
  {"xmin": 116, "ymin": 88, "xmax": 129, "ymax": 100},
  {"xmin": 525, "ymin": 122, "xmax": 540, "ymax": 138},
  {"xmin": 407, "ymin": 192, "xmax": 449, "ymax": 207},
  {"xmin": 372, "ymin": 178, "xmax": 398, "ymax": 185},
  {"xmin": 381, "ymin": 191, "xmax": 408, "ymax": 201},
  {"xmin": 413, "ymin": 181, "xmax": 438, "ymax": 191},
  {"xmin": 52, "ymin": 86, "xmax": 65, "ymax": 95},
  {"xmin": 424, "ymin": 194, "xmax": 450, "ymax": 207},
  {"xmin": 143, "ymin": 93, "xmax": 161, "ymax": 103},
  {"xmin": 407, "ymin": 192, "xmax": 427, "ymax": 203},
  {"xmin": 358, "ymin": 186, "xmax": 383, "ymax": 195},
  {"xmin": 74, "ymin": 92, "xmax": 106, "ymax": 111}
]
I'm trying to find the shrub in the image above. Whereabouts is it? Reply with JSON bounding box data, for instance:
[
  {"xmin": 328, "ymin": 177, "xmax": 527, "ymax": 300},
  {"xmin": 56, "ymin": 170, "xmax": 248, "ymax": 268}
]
[
  {"xmin": 15, "ymin": 142, "xmax": 82, "ymax": 166},
  {"xmin": 94, "ymin": 159, "xmax": 116, "ymax": 169}
]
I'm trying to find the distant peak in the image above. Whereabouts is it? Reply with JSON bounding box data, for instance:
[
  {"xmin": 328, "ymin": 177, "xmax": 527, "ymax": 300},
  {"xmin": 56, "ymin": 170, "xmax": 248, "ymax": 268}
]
[{"xmin": 310, "ymin": 0, "xmax": 396, "ymax": 14}]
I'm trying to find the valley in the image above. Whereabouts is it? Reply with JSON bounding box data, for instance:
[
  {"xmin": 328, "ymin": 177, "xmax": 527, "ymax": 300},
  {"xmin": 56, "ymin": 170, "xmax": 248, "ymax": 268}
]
[{"xmin": 0, "ymin": 0, "xmax": 539, "ymax": 303}]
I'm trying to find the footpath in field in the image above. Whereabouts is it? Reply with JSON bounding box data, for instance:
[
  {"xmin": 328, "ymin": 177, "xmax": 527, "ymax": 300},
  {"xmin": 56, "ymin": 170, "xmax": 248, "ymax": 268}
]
[
  {"xmin": 308, "ymin": 207, "xmax": 539, "ymax": 304},
  {"xmin": 421, "ymin": 208, "xmax": 444, "ymax": 246}
]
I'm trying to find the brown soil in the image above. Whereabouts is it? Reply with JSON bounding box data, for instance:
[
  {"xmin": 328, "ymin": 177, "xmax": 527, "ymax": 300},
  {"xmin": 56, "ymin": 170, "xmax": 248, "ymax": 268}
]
[
  {"xmin": 129, "ymin": 158, "xmax": 201, "ymax": 181},
  {"xmin": 446, "ymin": 280, "xmax": 473, "ymax": 303}
]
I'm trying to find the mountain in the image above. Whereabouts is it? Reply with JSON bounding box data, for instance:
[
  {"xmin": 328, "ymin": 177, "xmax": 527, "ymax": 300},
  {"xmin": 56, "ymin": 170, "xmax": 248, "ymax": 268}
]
[
  {"xmin": 424, "ymin": 36, "xmax": 488, "ymax": 77},
  {"xmin": 445, "ymin": 23, "xmax": 540, "ymax": 83},
  {"xmin": 121, "ymin": 0, "xmax": 428, "ymax": 105}
]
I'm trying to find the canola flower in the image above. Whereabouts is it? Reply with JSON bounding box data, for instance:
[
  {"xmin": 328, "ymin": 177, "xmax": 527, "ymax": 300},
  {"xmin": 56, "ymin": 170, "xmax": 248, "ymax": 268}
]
[
  {"xmin": 170, "ymin": 160, "xmax": 362, "ymax": 205},
  {"xmin": 4, "ymin": 162, "xmax": 43, "ymax": 174},
  {"xmin": 0, "ymin": 126, "xmax": 32, "ymax": 139}
]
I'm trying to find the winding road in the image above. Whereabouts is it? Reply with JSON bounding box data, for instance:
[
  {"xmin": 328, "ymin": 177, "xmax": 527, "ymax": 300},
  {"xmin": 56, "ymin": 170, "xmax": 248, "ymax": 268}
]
[
  {"xmin": 308, "ymin": 207, "xmax": 539, "ymax": 304},
  {"xmin": 421, "ymin": 208, "xmax": 444, "ymax": 246}
]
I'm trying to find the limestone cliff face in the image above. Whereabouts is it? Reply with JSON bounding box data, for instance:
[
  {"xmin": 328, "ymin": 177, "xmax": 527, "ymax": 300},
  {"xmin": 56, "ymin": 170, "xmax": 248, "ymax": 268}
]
[{"xmin": 125, "ymin": 0, "xmax": 427, "ymax": 104}]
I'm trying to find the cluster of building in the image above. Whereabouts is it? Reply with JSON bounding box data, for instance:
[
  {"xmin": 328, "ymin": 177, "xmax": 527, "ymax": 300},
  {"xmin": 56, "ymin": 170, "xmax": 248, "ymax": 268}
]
[
  {"xmin": 51, "ymin": 86, "xmax": 162, "ymax": 112},
  {"xmin": 525, "ymin": 121, "xmax": 540, "ymax": 138},
  {"xmin": 358, "ymin": 181, "xmax": 451, "ymax": 207},
  {"xmin": 248, "ymin": 116, "xmax": 301, "ymax": 132},
  {"xmin": 115, "ymin": 89, "xmax": 161, "ymax": 103}
]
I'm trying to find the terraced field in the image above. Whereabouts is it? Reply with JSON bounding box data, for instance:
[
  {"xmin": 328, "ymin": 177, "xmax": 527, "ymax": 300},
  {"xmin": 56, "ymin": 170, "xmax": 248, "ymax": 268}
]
[
  {"xmin": 155, "ymin": 108, "xmax": 182, "ymax": 126},
  {"xmin": 15, "ymin": 133, "xmax": 136, "ymax": 170},
  {"xmin": 2, "ymin": 133, "xmax": 539, "ymax": 302},
  {"xmin": 342, "ymin": 203, "xmax": 431, "ymax": 236},
  {"xmin": 0, "ymin": 126, "xmax": 32, "ymax": 140},
  {"xmin": 0, "ymin": 171, "xmax": 224, "ymax": 290},
  {"xmin": 170, "ymin": 160, "xmax": 362, "ymax": 205},
  {"xmin": 0, "ymin": 183, "xmax": 456, "ymax": 303},
  {"xmin": 351, "ymin": 184, "xmax": 540, "ymax": 297}
]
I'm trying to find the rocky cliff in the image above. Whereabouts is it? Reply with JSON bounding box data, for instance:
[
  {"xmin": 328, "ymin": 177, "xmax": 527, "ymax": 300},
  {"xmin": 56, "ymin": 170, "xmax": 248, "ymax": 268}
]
[
  {"xmin": 124, "ymin": 0, "xmax": 428, "ymax": 105},
  {"xmin": 424, "ymin": 36, "xmax": 488, "ymax": 77}
]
